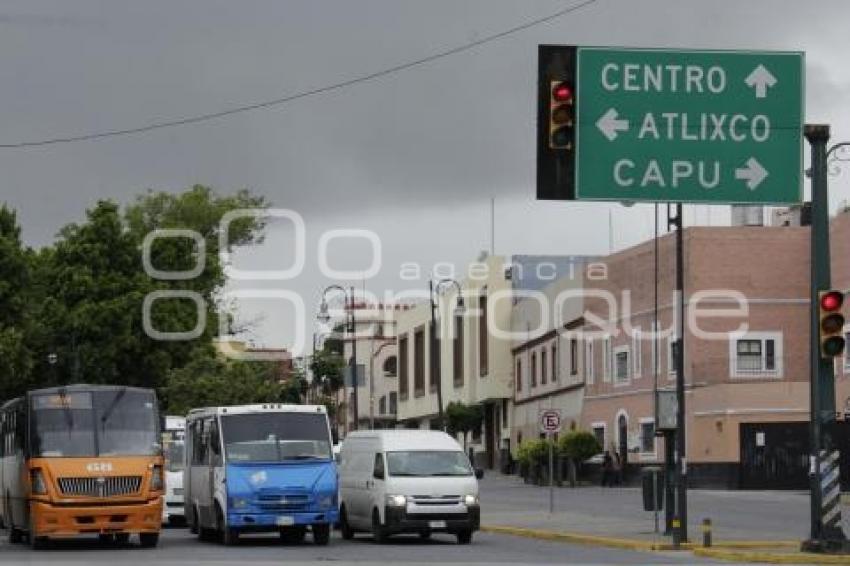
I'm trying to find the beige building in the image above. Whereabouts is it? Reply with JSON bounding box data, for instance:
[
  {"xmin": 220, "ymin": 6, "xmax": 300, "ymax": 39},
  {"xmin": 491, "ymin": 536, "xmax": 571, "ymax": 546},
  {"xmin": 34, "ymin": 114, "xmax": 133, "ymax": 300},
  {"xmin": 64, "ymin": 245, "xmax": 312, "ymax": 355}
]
[{"xmin": 510, "ymin": 266, "xmax": 589, "ymax": 449}]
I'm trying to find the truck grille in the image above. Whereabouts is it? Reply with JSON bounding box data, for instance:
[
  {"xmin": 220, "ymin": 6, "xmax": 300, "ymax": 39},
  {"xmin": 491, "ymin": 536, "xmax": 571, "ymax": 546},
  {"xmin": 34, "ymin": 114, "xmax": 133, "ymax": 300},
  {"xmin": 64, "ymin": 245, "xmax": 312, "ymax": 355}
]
[
  {"xmin": 57, "ymin": 476, "xmax": 142, "ymax": 497},
  {"xmin": 256, "ymin": 493, "xmax": 310, "ymax": 511}
]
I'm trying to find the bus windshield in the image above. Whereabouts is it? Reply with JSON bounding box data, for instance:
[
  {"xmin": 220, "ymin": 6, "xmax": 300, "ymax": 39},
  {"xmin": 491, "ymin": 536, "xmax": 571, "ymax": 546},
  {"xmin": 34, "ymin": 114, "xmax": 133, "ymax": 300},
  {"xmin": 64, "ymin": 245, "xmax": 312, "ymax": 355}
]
[
  {"xmin": 30, "ymin": 389, "xmax": 159, "ymax": 458},
  {"xmin": 221, "ymin": 412, "xmax": 331, "ymax": 463}
]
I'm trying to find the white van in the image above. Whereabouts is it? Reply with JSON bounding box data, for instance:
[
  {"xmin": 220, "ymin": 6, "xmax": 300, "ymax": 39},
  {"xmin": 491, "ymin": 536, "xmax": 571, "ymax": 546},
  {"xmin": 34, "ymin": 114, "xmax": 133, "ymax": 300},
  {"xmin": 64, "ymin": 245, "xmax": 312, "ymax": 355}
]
[
  {"xmin": 162, "ymin": 415, "xmax": 186, "ymax": 525},
  {"xmin": 338, "ymin": 430, "xmax": 482, "ymax": 544}
]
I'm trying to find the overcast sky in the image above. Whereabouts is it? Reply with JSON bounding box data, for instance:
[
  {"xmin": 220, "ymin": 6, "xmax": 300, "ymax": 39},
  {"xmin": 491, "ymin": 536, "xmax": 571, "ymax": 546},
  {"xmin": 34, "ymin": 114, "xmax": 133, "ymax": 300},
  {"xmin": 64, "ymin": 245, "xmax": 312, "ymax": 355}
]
[{"xmin": 1, "ymin": 0, "xmax": 849, "ymax": 353}]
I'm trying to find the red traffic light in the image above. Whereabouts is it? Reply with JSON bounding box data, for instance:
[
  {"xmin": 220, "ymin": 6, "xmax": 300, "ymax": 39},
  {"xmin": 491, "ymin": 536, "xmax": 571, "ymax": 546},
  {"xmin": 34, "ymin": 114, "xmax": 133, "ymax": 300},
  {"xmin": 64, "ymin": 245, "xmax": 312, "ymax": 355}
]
[
  {"xmin": 552, "ymin": 82, "xmax": 573, "ymax": 102},
  {"xmin": 821, "ymin": 291, "xmax": 843, "ymax": 312}
]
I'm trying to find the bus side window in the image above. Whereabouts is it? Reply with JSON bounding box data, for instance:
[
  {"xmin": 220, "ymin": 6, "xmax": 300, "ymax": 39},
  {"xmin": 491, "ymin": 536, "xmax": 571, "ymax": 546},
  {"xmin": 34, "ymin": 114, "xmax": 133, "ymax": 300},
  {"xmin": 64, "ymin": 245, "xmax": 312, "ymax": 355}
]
[
  {"xmin": 191, "ymin": 420, "xmax": 208, "ymax": 466},
  {"xmin": 209, "ymin": 419, "xmax": 221, "ymax": 466}
]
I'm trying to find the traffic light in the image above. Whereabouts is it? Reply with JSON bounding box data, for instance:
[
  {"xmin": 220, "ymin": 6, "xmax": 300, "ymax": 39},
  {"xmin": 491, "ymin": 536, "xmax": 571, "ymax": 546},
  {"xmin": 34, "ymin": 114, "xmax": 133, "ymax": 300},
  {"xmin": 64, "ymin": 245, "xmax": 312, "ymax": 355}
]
[
  {"xmin": 549, "ymin": 81, "xmax": 574, "ymax": 149},
  {"xmin": 537, "ymin": 45, "xmax": 577, "ymax": 201},
  {"xmin": 819, "ymin": 290, "xmax": 846, "ymax": 358}
]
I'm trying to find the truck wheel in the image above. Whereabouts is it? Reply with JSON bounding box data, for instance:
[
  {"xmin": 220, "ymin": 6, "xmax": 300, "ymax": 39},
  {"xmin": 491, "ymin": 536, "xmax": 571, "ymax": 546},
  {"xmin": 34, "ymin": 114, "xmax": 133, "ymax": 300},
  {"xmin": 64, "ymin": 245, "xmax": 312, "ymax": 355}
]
[
  {"xmin": 372, "ymin": 509, "xmax": 388, "ymax": 544},
  {"xmin": 313, "ymin": 523, "xmax": 331, "ymax": 546},
  {"xmin": 139, "ymin": 532, "xmax": 159, "ymax": 548},
  {"xmin": 456, "ymin": 529, "xmax": 473, "ymax": 545},
  {"xmin": 340, "ymin": 507, "xmax": 354, "ymax": 540}
]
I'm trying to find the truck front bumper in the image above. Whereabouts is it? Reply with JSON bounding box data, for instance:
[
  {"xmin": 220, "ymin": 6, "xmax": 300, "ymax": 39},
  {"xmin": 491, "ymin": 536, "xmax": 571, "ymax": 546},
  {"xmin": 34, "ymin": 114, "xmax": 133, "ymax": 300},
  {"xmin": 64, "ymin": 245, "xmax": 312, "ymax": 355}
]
[
  {"xmin": 227, "ymin": 508, "xmax": 339, "ymax": 532},
  {"xmin": 31, "ymin": 498, "xmax": 162, "ymax": 537},
  {"xmin": 383, "ymin": 505, "xmax": 480, "ymax": 534}
]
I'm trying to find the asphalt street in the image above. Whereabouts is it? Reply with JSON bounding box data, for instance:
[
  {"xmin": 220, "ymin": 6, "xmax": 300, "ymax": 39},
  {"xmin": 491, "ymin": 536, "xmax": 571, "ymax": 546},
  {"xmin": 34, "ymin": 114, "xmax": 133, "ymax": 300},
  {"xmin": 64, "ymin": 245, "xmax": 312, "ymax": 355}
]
[{"xmin": 0, "ymin": 526, "xmax": 723, "ymax": 566}]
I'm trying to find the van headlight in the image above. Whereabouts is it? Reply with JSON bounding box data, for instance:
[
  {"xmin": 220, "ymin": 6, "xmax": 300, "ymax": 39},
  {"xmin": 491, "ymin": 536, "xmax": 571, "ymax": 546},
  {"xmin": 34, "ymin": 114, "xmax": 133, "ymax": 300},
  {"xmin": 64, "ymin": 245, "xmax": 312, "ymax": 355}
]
[
  {"xmin": 463, "ymin": 494, "xmax": 479, "ymax": 506},
  {"xmin": 386, "ymin": 495, "xmax": 407, "ymax": 507}
]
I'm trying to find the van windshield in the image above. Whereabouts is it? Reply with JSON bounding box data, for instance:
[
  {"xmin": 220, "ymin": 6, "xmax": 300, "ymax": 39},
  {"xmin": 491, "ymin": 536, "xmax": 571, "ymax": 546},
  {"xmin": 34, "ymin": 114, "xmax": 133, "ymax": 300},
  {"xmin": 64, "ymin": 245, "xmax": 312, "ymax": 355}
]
[
  {"xmin": 386, "ymin": 450, "xmax": 473, "ymax": 477},
  {"xmin": 221, "ymin": 412, "xmax": 331, "ymax": 463}
]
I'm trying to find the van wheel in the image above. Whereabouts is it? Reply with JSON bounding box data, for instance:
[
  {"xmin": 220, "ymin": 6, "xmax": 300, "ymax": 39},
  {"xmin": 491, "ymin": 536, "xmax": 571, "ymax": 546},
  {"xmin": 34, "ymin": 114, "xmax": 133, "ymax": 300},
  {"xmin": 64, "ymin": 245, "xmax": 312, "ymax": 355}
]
[
  {"xmin": 139, "ymin": 533, "xmax": 159, "ymax": 548},
  {"xmin": 419, "ymin": 530, "xmax": 431, "ymax": 540},
  {"xmin": 313, "ymin": 523, "xmax": 330, "ymax": 546},
  {"xmin": 456, "ymin": 529, "xmax": 473, "ymax": 545},
  {"xmin": 5, "ymin": 495, "xmax": 21, "ymax": 544},
  {"xmin": 372, "ymin": 509, "xmax": 388, "ymax": 544},
  {"xmin": 340, "ymin": 507, "xmax": 354, "ymax": 540}
]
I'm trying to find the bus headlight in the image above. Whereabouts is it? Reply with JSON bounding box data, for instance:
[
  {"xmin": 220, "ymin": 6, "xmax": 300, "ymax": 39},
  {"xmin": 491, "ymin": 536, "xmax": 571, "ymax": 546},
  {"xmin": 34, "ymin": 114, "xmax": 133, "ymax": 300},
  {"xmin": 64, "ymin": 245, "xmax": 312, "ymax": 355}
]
[
  {"xmin": 386, "ymin": 495, "xmax": 407, "ymax": 507},
  {"xmin": 31, "ymin": 469, "xmax": 47, "ymax": 495},
  {"xmin": 150, "ymin": 465, "xmax": 163, "ymax": 491},
  {"xmin": 463, "ymin": 494, "xmax": 479, "ymax": 506}
]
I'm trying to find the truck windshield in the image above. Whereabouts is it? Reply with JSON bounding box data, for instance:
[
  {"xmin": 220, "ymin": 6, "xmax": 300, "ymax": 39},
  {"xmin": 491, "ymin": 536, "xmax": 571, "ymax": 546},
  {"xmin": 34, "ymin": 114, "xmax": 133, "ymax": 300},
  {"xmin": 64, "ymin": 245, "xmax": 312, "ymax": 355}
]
[
  {"xmin": 386, "ymin": 451, "xmax": 473, "ymax": 477},
  {"xmin": 30, "ymin": 389, "xmax": 159, "ymax": 458},
  {"xmin": 221, "ymin": 412, "xmax": 331, "ymax": 463}
]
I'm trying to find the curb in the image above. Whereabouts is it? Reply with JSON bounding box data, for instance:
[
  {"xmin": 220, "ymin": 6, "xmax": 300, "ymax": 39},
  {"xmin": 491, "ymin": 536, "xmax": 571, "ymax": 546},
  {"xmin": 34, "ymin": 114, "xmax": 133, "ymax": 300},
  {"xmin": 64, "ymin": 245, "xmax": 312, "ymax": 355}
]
[
  {"xmin": 483, "ymin": 525, "xmax": 801, "ymax": 555},
  {"xmin": 693, "ymin": 547, "xmax": 850, "ymax": 565},
  {"xmin": 481, "ymin": 525, "xmax": 681, "ymax": 552}
]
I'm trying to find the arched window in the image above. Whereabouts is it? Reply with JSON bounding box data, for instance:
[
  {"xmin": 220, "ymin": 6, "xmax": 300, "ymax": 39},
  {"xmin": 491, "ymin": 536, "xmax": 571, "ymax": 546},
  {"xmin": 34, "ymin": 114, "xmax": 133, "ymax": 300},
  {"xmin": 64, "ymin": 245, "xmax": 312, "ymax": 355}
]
[{"xmin": 383, "ymin": 356, "xmax": 397, "ymax": 377}]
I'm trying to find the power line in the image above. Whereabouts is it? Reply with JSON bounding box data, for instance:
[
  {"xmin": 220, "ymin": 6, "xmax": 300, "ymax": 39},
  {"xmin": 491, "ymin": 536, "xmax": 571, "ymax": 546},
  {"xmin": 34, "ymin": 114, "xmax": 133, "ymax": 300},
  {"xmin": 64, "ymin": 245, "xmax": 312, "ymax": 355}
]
[{"xmin": 0, "ymin": 0, "xmax": 598, "ymax": 149}]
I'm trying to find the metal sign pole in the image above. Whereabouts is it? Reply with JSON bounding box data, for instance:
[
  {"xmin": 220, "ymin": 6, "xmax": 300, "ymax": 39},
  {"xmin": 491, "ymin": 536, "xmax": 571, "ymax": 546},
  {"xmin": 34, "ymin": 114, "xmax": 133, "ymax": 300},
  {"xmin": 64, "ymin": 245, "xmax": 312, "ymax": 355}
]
[{"xmin": 549, "ymin": 433, "xmax": 555, "ymax": 514}]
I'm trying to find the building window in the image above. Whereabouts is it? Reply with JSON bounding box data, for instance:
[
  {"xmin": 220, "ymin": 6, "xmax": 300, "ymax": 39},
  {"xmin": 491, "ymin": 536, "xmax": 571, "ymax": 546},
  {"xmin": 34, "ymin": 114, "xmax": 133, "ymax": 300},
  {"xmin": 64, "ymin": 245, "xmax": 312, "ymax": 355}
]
[
  {"xmin": 389, "ymin": 392, "xmax": 397, "ymax": 414},
  {"xmin": 640, "ymin": 419, "xmax": 656, "ymax": 454},
  {"xmin": 551, "ymin": 343, "xmax": 557, "ymax": 383},
  {"xmin": 379, "ymin": 396, "xmax": 387, "ymax": 415},
  {"xmin": 668, "ymin": 339, "xmax": 680, "ymax": 377},
  {"xmin": 383, "ymin": 356, "xmax": 397, "ymax": 377},
  {"xmin": 570, "ymin": 338, "xmax": 578, "ymax": 376},
  {"xmin": 633, "ymin": 328, "xmax": 642, "ymax": 378},
  {"xmin": 541, "ymin": 349, "xmax": 548, "ymax": 385},
  {"xmin": 603, "ymin": 336, "xmax": 612, "ymax": 382},
  {"xmin": 502, "ymin": 398, "xmax": 509, "ymax": 428},
  {"xmin": 614, "ymin": 347, "xmax": 629, "ymax": 384},
  {"xmin": 516, "ymin": 358, "xmax": 523, "ymax": 392},
  {"xmin": 398, "ymin": 336, "xmax": 409, "ymax": 400},
  {"xmin": 531, "ymin": 351, "xmax": 538, "ymax": 388},
  {"xmin": 585, "ymin": 340, "xmax": 594, "ymax": 384},
  {"xmin": 414, "ymin": 327, "xmax": 425, "ymax": 396},
  {"xmin": 430, "ymin": 323, "xmax": 440, "ymax": 393},
  {"xmin": 730, "ymin": 332, "xmax": 782, "ymax": 377},
  {"xmin": 592, "ymin": 424, "xmax": 605, "ymax": 448},
  {"xmin": 453, "ymin": 315, "xmax": 464, "ymax": 388},
  {"xmin": 478, "ymin": 292, "xmax": 489, "ymax": 377}
]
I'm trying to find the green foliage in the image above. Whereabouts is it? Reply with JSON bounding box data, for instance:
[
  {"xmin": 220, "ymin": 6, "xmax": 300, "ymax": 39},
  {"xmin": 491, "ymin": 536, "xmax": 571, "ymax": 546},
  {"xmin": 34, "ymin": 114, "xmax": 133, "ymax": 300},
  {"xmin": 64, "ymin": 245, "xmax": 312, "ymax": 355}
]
[
  {"xmin": 516, "ymin": 439, "xmax": 551, "ymax": 467},
  {"xmin": 0, "ymin": 185, "xmax": 268, "ymax": 404},
  {"xmin": 445, "ymin": 402, "xmax": 484, "ymax": 448},
  {"xmin": 310, "ymin": 348, "xmax": 345, "ymax": 395},
  {"xmin": 558, "ymin": 430, "xmax": 602, "ymax": 462},
  {"xmin": 161, "ymin": 348, "xmax": 283, "ymax": 415}
]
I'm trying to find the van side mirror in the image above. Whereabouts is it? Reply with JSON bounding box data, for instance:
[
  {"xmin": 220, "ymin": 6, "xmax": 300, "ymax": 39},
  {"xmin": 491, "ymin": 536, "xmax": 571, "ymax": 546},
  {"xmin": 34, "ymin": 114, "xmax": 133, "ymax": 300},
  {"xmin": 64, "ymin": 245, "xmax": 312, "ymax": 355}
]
[
  {"xmin": 475, "ymin": 468, "xmax": 484, "ymax": 480},
  {"xmin": 373, "ymin": 466, "xmax": 385, "ymax": 480}
]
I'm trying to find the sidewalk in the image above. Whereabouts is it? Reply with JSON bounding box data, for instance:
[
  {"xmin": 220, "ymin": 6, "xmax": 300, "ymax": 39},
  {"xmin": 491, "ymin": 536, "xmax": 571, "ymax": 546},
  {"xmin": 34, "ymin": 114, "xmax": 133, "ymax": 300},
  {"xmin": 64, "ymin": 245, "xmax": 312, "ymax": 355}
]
[{"xmin": 480, "ymin": 472, "xmax": 817, "ymax": 543}]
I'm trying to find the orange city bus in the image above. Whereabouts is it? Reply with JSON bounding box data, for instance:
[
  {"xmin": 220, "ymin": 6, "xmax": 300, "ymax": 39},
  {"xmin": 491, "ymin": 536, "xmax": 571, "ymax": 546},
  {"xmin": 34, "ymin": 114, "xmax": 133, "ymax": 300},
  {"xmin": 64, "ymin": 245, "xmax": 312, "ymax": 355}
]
[{"xmin": 0, "ymin": 384, "xmax": 164, "ymax": 548}]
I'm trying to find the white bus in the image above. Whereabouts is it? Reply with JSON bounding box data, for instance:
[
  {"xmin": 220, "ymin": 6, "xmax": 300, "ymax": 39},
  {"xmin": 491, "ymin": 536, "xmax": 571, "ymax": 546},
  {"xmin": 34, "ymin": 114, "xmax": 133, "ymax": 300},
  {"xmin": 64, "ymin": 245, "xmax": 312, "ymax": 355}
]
[
  {"xmin": 162, "ymin": 415, "xmax": 186, "ymax": 525},
  {"xmin": 183, "ymin": 404, "xmax": 337, "ymax": 545}
]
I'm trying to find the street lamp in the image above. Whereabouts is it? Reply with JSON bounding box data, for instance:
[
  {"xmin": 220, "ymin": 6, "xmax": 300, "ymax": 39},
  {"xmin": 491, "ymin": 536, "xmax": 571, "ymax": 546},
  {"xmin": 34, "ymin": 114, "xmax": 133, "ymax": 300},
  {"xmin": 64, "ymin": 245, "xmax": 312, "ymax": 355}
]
[
  {"xmin": 317, "ymin": 285, "xmax": 360, "ymax": 433},
  {"xmin": 429, "ymin": 278, "xmax": 465, "ymax": 428}
]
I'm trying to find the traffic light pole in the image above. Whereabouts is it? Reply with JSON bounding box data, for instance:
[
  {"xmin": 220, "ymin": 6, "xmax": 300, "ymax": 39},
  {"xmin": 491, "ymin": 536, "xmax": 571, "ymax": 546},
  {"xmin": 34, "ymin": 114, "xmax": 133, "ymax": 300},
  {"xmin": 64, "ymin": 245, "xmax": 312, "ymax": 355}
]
[
  {"xmin": 669, "ymin": 203, "xmax": 688, "ymax": 543},
  {"xmin": 803, "ymin": 125, "xmax": 848, "ymax": 552}
]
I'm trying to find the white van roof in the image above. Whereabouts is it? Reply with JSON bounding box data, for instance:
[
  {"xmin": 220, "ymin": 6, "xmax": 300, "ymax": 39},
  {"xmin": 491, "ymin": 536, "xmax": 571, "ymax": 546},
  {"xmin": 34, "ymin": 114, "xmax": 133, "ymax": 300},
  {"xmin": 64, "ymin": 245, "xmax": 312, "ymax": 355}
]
[{"xmin": 344, "ymin": 429, "xmax": 462, "ymax": 452}]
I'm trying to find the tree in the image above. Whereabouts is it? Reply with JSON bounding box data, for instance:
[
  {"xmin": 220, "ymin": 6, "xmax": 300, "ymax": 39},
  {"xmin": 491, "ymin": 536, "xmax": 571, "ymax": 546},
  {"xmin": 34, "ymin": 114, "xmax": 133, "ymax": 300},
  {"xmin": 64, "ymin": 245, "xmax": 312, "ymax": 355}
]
[
  {"xmin": 161, "ymin": 347, "xmax": 282, "ymax": 415},
  {"xmin": 0, "ymin": 205, "xmax": 34, "ymax": 399},
  {"xmin": 558, "ymin": 430, "xmax": 603, "ymax": 487},
  {"xmin": 26, "ymin": 186, "xmax": 267, "ymax": 395},
  {"xmin": 445, "ymin": 402, "xmax": 484, "ymax": 450}
]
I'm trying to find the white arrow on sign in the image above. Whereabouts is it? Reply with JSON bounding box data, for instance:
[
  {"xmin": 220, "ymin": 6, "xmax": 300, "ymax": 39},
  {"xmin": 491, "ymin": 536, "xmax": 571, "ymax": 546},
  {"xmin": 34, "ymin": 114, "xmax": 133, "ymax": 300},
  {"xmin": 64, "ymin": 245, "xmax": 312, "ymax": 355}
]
[
  {"xmin": 745, "ymin": 64, "xmax": 777, "ymax": 99},
  {"xmin": 735, "ymin": 157, "xmax": 769, "ymax": 190},
  {"xmin": 596, "ymin": 108, "xmax": 629, "ymax": 141}
]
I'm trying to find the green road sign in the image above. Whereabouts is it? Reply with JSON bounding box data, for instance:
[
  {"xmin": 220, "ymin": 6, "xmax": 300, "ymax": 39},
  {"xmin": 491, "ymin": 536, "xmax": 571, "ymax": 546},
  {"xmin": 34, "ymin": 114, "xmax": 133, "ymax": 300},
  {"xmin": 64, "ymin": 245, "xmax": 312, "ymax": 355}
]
[{"xmin": 575, "ymin": 48, "xmax": 803, "ymax": 204}]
